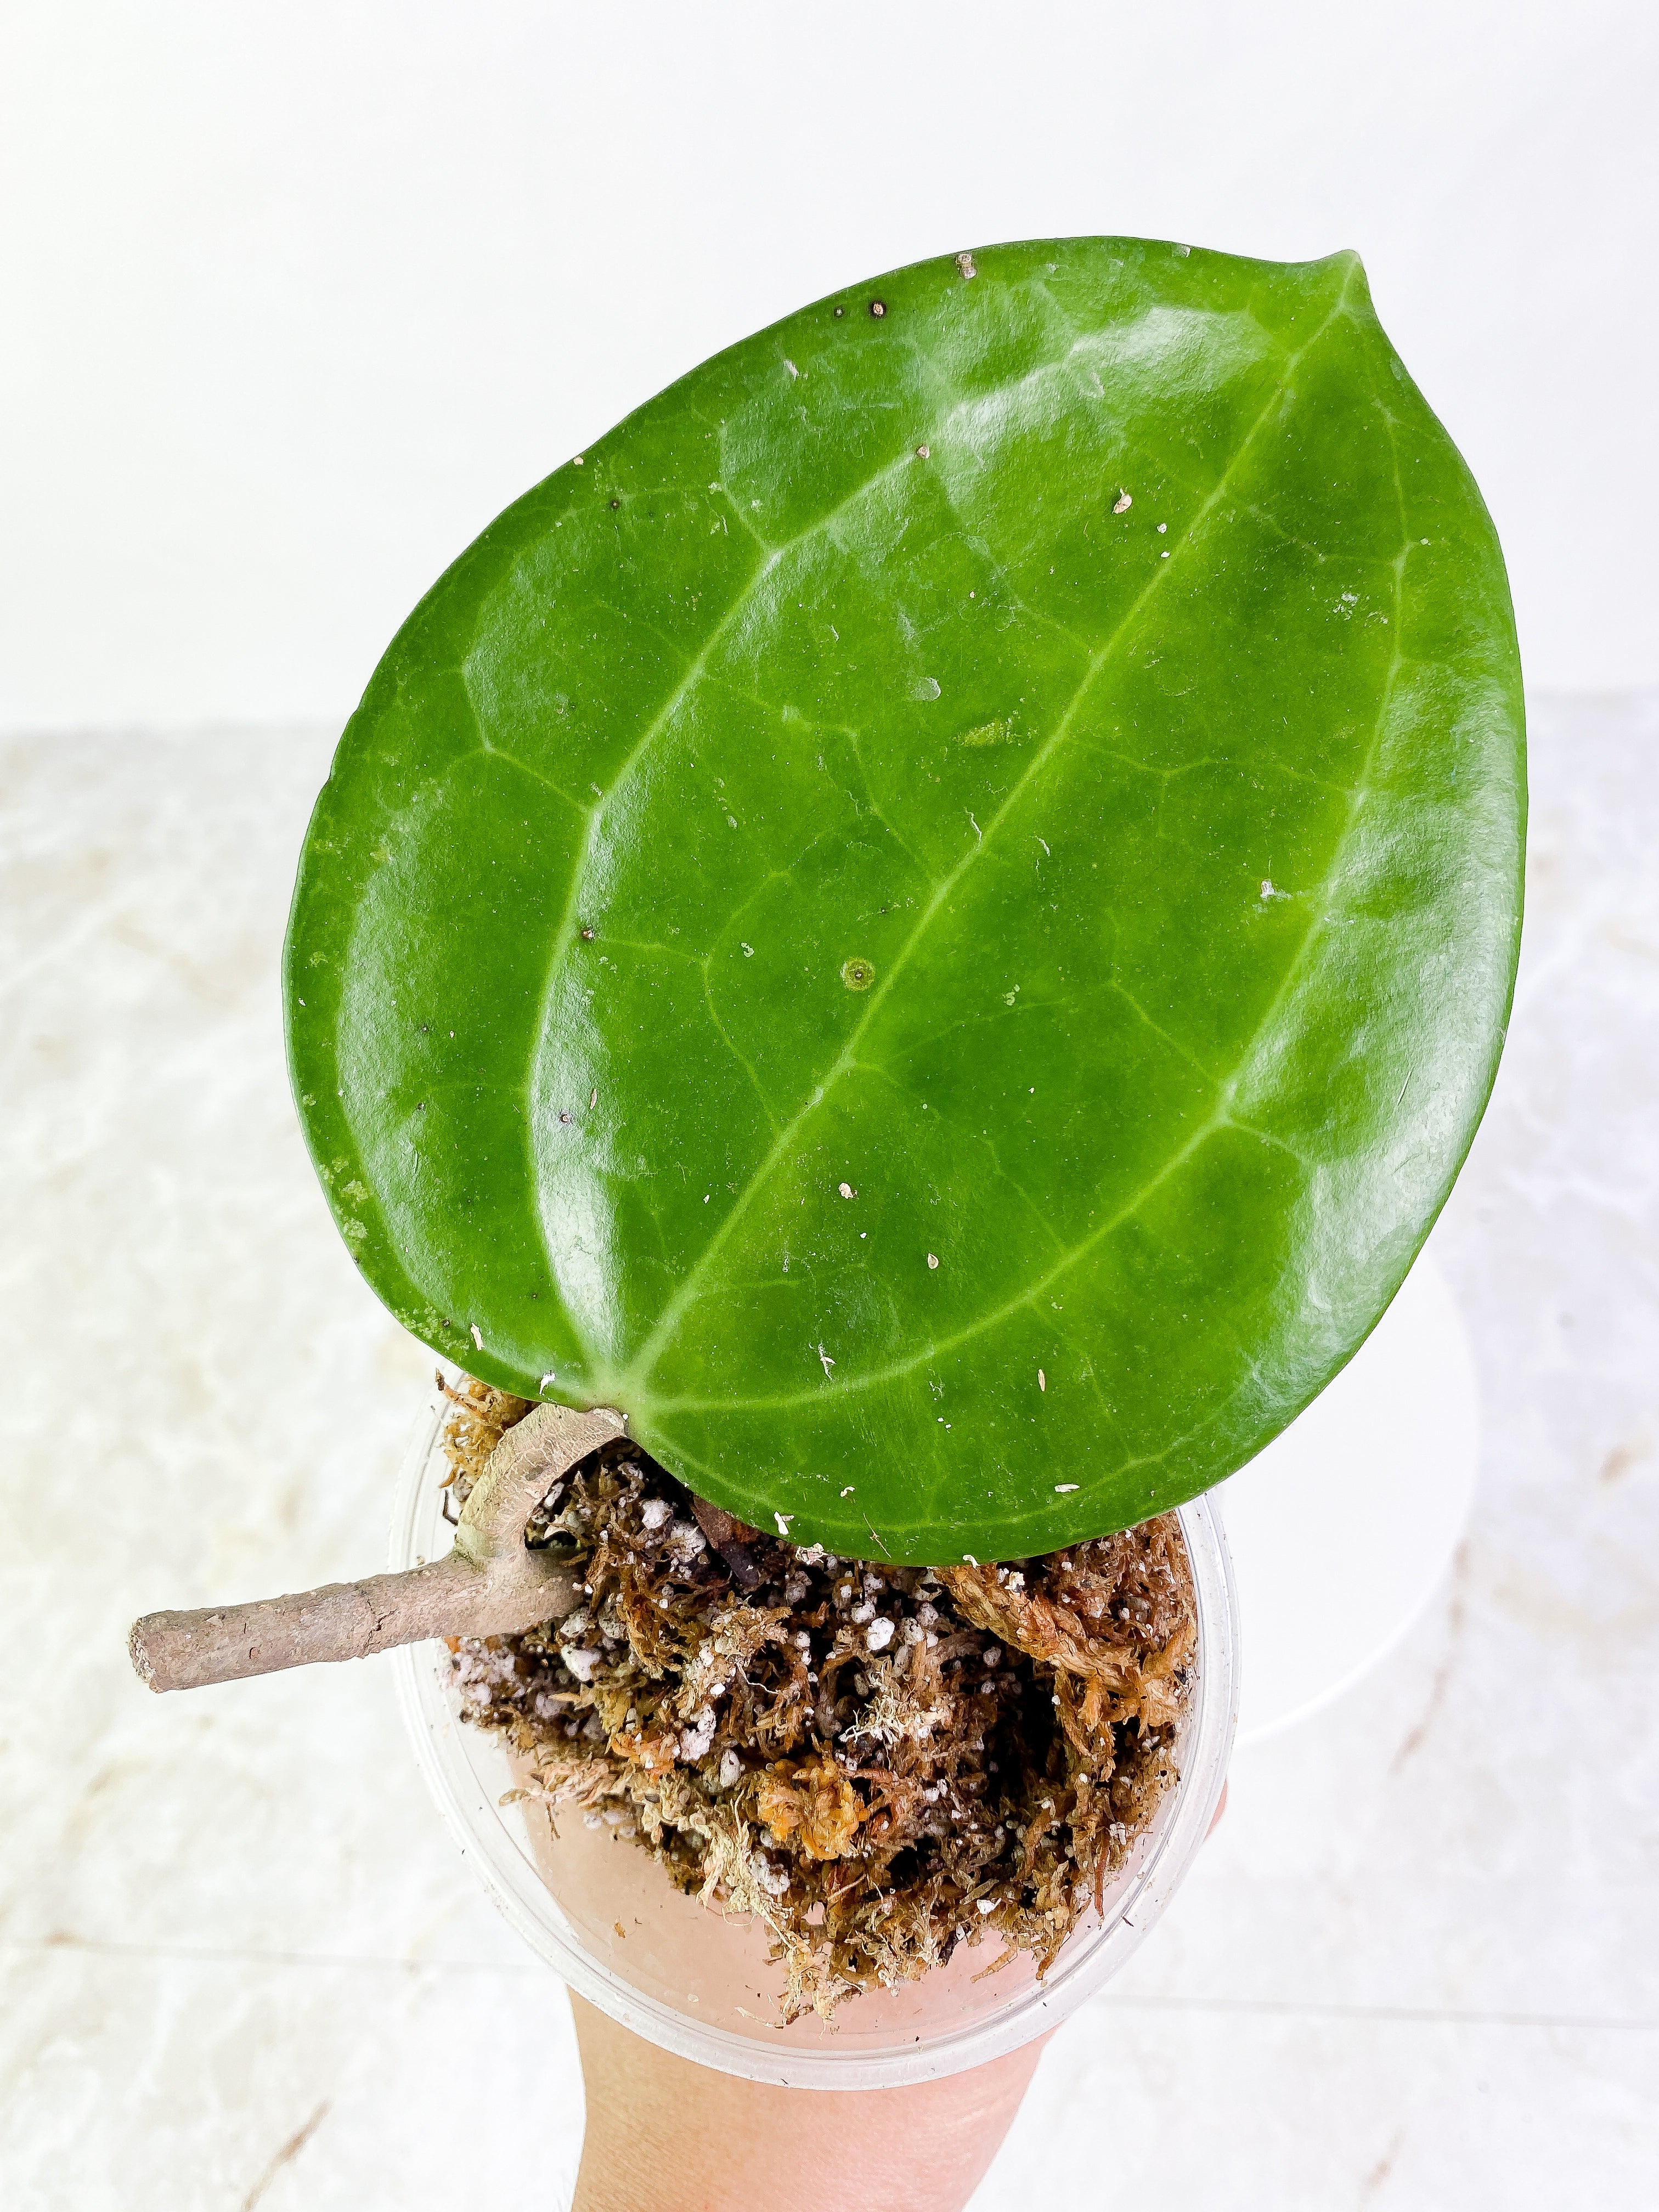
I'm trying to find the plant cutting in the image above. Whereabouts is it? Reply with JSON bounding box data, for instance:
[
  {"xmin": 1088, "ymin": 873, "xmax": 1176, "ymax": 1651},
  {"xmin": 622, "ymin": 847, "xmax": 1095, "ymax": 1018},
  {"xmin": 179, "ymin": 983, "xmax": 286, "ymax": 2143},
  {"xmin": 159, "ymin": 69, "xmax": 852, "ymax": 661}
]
[{"xmin": 129, "ymin": 238, "xmax": 1523, "ymax": 2033}]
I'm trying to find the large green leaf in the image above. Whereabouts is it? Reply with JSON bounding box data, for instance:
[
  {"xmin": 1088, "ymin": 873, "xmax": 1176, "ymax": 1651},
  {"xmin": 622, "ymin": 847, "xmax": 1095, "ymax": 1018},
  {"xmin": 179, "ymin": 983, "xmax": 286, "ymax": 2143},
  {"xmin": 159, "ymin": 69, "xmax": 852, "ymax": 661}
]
[{"xmin": 286, "ymin": 238, "xmax": 1523, "ymax": 1564}]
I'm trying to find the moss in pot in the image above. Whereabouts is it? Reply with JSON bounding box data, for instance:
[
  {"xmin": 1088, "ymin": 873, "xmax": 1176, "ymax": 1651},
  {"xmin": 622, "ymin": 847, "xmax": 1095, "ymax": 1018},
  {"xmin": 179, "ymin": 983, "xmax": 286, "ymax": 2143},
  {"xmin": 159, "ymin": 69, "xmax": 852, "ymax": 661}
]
[
  {"xmin": 130, "ymin": 238, "xmax": 1523, "ymax": 2030},
  {"xmin": 430, "ymin": 1375, "xmax": 1199, "ymax": 2022}
]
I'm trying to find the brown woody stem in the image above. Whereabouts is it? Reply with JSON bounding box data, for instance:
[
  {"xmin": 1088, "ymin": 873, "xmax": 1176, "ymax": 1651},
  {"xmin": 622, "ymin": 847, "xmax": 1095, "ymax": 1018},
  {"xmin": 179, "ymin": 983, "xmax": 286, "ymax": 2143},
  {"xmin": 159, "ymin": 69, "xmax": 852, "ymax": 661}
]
[{"xmin": 128, "ymin": 1400, "xmax": 624, "ymax": 1694}]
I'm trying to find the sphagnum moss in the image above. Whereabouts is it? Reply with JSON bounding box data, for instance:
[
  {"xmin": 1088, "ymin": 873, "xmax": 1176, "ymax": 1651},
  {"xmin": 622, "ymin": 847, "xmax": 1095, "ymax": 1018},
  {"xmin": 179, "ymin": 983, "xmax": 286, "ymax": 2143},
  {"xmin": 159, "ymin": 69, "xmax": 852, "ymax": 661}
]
[{"xmin": 441, "ymin": 1378, "xmax": 1195, "ymax": 2024}]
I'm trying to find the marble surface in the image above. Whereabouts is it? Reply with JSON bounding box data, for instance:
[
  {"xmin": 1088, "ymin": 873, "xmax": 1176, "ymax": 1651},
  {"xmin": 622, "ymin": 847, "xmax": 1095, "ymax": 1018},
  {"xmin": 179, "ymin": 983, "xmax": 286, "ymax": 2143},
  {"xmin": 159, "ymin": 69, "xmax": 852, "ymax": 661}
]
[{"xmin": 1, "ymin": 696, "xmax": 1655, "ymax": 2208}]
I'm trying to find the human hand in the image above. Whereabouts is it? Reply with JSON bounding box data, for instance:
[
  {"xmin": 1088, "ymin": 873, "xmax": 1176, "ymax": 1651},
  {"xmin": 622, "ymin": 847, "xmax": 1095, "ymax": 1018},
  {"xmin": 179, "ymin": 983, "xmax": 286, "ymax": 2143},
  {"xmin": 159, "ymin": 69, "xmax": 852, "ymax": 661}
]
[
  {"xmin": 569, "ymin": 1782, "xmax": 1228, "ymax": 2211},
  {"xmin": 569, "ymin": 1993, "xmax": 1047, "ymax": 2212}
]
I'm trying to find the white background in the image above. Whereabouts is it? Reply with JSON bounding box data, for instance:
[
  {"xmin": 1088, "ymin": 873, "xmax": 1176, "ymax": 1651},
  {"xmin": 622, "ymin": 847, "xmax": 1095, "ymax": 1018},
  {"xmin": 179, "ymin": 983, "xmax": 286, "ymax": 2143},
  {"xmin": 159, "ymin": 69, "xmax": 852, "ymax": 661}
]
[{"xmin": 2, "ymin": 0, "xmax": 1655, "ymax": 735}]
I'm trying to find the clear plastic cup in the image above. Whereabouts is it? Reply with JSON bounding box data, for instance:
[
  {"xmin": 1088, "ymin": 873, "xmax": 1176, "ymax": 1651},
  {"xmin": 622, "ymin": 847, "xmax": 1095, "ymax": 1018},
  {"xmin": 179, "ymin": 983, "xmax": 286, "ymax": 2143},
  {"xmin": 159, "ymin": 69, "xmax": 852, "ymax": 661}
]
[{"xmin": 390, "ymin": 1383, "xmax": 1239, "ymax": 2087}]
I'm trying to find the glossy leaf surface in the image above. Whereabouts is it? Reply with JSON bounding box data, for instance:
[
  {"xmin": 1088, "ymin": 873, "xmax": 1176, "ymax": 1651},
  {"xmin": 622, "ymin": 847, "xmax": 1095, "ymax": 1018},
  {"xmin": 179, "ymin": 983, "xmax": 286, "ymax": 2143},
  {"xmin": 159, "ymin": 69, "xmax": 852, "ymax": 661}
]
[{"xmin": 286, "ymin": 239, "xmax": 1523, "ymax": 1562}]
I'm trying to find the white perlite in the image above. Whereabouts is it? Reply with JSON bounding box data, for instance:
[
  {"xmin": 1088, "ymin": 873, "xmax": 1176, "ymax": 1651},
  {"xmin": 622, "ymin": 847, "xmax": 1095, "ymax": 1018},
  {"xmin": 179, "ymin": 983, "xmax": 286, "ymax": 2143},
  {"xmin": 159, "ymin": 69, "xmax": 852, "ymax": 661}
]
[{"xmin": 679, "ymin": 1705, "xmax": 717, "ymax": 1760}]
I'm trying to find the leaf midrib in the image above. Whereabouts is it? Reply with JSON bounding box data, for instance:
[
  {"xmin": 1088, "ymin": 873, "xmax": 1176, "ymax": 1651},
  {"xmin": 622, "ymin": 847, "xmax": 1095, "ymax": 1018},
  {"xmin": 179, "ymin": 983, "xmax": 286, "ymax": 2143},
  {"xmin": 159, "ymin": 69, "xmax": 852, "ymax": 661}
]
[
  {"xmin": 526, "ymin": 272, "xmax": 1353, "ymax": 1398},
  {"xmin": 641, "ymin": 373, "xmax": 1415, "ymax": 1420}
]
